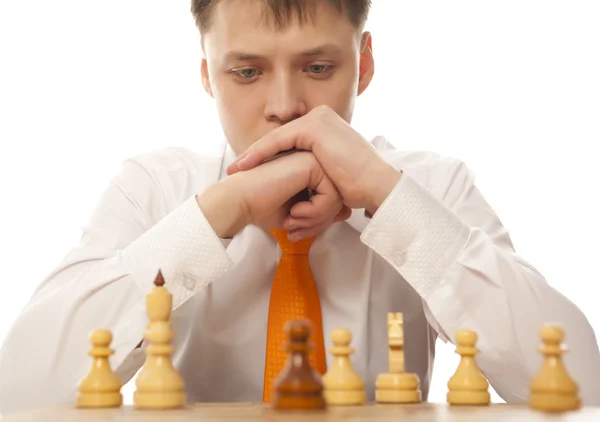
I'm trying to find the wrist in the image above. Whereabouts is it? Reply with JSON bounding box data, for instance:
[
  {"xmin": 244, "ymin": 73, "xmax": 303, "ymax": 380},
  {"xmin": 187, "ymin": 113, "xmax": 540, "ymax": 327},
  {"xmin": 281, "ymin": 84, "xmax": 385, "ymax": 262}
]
[
  {"xmin": 196, "ymin": 178, "xmax": 248, "ymax": 239},
  {"xmin": 364, "ymin": 162, "xmax": 402, "ymax": 216}
]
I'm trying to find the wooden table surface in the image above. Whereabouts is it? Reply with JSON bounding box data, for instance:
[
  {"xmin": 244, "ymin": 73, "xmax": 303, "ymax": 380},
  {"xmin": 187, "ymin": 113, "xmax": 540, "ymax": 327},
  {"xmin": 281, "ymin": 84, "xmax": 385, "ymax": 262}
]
[{"xmin": 2, "ymin": 402, "xmax": 599, "ymax": 421}]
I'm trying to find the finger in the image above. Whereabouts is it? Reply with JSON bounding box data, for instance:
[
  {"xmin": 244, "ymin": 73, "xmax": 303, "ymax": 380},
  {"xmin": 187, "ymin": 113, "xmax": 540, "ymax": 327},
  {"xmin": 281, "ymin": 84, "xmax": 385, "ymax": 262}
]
[
  {"xmin": 284, "ymin": 202, "xmax": 340, "ymax": 230},
  {"xmin": 285, "ymin": 217, "xmax": 318, "ymax": 230},
  {"xmin": 285, "ymin": 203, "xmax": 350, "ymax": 230},
  {"xmin": 226, "ymin": 120, "xmax": 314, "ymax": 174},
  {"xmin": 289, "ymin": 197, "xmax": 349, "ymax": 220},
  {"xmin": 229, "ymin": 148, "xmax": 299, "ymax": 176},
  {"xmin": 288, "ymin": 218, "xmax": 335, "ymax": 242},
  {"xmin": 289, "ymin": 200, "xmax": 317, "ymax": 219},
  {"xmin": 288, "ymin": 197, "xmax": 341, "ymax": 225}
]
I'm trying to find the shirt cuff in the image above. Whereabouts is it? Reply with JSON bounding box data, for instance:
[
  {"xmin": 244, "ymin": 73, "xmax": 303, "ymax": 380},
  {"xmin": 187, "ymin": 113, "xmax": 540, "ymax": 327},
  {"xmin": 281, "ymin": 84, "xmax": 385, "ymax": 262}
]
[
  {"xmin": 360, "ymin": 173, "xmax": 470, "ymax": 298},
  {"xmin": 121, "ymin": 195, "xmax": 233, "ymax": 308}
]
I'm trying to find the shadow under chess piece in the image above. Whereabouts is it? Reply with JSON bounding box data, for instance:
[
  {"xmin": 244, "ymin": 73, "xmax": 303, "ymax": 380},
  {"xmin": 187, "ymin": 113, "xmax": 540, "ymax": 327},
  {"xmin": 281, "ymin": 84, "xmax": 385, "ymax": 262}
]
[
  {"xmin": 375, "ymin": 312, "xmax": 421, "ymax": 403},
  {"xmin": 322, "ymin": 328, "xmax": 366, "ymax": 405},
  {"xmin": 271, "ymin": 319, "xmax": 327, "ymax": 410},
  {"xmin": 447, "ymin": 329, "xmax": 490, "ymax": 405},
  {"xmin": 529, "ymin": 324, "xmax": 580, "ymax": 412},
  {"xmin": 134, "ymin": 270, "xmax": 186, "ymax": 409},
  {"xmin": 77, "ymin": 329, "xmax": 123, "ymax": 408}
]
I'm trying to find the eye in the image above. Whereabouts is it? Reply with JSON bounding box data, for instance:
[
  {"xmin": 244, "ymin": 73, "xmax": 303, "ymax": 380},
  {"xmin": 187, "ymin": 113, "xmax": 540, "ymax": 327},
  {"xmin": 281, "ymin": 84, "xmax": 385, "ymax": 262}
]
[
  {"xmin": 305, "ymin": 64, "xmax": 332, "ymax": 75},
  {"xmin": 305, "ymin": 64, "xmax": 333, "ymax": 78},
  {"xmin": 230, "ymin": 68, "xmax": 262, "ymax": 82}
]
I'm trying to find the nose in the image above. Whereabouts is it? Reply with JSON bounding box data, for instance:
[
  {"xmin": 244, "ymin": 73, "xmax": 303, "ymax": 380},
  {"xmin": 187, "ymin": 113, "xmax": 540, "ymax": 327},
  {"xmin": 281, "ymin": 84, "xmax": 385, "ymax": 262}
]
[{"xmin": 264, "ymin": 73, "xmax": 307, "ymax": 124}]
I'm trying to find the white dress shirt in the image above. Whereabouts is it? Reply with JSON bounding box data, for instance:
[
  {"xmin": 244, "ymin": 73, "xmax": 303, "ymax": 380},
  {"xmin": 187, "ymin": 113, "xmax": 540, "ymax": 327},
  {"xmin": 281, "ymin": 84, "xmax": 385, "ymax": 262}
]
[{"xmin": 0, "ymin": 136, "xmax": 598, "ymax": 414}]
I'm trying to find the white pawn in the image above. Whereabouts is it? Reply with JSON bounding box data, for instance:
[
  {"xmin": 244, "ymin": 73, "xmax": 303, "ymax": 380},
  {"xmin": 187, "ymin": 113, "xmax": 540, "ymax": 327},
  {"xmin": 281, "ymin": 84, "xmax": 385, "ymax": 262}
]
[
  {"xmin": 322, "ymin": 328, "xmax": 366, "ymax": 405},
  {"xmin": 529, "ymin": 324, "xmax": 580, "ymax": 412},
  {"xmin": 77, "ymin": 329, "xmax": 122, "ymax": 408},
  {"xmin": 447, "ymin": 329, "xmax": 490, "ymax": 405},
  {"xmin": 134, "ymin": 270, "xmax": 186, "ymax": 409}
]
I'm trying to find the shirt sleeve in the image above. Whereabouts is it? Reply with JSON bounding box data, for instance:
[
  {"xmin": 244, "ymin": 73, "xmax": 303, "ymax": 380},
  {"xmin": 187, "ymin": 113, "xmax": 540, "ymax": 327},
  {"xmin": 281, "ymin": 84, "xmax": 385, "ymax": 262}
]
[
  {"xmin": 360, "ymin": 162, "xmax": 600, "ymax": 406},
  {"xmin": 0, "ymin": 158, "xmax": 233, "ymax": 414}
]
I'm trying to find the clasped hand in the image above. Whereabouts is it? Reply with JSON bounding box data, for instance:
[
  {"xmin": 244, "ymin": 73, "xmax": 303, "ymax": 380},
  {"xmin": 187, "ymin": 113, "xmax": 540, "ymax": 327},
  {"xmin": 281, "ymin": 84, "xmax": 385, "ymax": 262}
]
[{"xmin": 226, "ymin": 105, "xmax": 401, "ymax": 241}]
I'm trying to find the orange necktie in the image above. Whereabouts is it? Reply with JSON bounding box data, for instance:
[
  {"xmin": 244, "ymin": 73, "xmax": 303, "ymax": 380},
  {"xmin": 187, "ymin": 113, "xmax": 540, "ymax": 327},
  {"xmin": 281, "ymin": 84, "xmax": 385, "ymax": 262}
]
[{"xmin": 263, "ymin": 229, "xmax": 327, "ymax": 402}]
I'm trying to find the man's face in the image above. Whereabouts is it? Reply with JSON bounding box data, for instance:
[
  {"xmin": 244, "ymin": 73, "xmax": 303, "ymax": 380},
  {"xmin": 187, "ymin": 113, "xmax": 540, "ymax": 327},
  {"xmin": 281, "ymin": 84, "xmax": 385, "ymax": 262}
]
[{"xmin": 200, "ymin": 0, "xmax": 374, "ymax": 155}]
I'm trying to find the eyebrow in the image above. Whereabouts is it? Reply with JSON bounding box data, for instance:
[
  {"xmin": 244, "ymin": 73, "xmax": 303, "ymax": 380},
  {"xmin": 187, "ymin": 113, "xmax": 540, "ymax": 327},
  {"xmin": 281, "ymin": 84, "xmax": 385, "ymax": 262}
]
[{"xmin": 224, "ymin": 43, "xmax": 344, "ymax": 61}]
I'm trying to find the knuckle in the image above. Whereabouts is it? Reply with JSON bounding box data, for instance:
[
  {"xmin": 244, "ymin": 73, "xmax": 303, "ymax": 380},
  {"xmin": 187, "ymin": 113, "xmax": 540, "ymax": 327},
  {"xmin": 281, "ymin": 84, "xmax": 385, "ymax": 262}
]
[
  {"xmin": 310, "ymin": 105, "xmax": 332, "ymax": 123},
  {"xmin": 314, "ymin": 104, "xmax": 331, "ymax": 115}
]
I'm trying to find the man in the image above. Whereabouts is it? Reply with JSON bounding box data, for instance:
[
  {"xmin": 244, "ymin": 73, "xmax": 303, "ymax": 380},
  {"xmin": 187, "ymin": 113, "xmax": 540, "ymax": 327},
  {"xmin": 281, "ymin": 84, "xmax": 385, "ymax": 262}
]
[{"xmin": 0, "ymin": 0, "xmax": 598, "ymax": 414}]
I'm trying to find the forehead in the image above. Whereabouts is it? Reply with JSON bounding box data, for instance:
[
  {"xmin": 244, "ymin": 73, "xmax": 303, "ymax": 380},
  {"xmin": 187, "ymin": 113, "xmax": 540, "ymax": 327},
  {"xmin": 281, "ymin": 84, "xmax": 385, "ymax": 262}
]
[{"xmin": 203, "ymin": 0, "xmax": 359, "ymax": 58}]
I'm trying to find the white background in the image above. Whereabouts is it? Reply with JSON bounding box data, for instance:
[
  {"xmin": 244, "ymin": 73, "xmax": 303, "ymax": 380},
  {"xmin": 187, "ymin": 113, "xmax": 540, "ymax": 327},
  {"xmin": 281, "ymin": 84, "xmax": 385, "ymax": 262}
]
[{"xmin": 0, "ymin": 0, "xmax": 598, "ymax": 405}]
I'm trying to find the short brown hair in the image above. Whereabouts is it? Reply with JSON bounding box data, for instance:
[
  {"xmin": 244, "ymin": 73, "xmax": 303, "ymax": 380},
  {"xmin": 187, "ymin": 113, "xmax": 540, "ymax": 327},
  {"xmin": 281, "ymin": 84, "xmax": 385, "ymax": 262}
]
[{"xmin": 190, "ymin": 0, "xmax": 371, "ymax": 34}]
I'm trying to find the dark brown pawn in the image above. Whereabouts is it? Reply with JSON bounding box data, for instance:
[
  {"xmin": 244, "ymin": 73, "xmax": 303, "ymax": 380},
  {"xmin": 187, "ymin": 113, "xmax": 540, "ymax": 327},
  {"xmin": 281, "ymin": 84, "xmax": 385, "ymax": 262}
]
[{"xmin": 271, "ymin": 319, "xmax": 327, "ymax": 410}]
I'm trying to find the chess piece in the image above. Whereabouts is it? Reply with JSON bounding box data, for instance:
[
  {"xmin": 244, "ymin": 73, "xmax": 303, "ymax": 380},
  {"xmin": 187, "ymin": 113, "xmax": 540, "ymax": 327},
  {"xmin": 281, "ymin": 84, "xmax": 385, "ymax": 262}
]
[
  {"xmin": 529, "ymin": 324, "xmax": 580, "ymax": 412},
  {"xmin": 322, "ymin": 328, "xmax": 366, "ymax": 405},
  {"xmin": 76, "ymin": 329, "xmax": 123, "ymax": 408},
  {"xmin": 271, "ymin": 319, "xmax": 327, "ymax": 410},
  {"xmin": 133, "ymin": 270, "xmax": 186, "ymax": 409},
  {"xmin": 388, "ymin": 313, "xmax": 405, "ymax": 373},
  {"xmin": 375, "ymin": 312, "xmax": 421, "ymax": 403},
  {"xmin": 447, "ymin": 329, "xmax": 490, "ymax": 405}
]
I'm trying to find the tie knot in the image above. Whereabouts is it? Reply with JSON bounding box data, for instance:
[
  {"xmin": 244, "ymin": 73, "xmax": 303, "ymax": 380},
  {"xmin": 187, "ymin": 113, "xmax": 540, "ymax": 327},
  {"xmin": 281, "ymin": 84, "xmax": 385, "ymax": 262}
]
[{"xmin": 269, "ymin": 229, "xmax": 314, "ymax": 255}]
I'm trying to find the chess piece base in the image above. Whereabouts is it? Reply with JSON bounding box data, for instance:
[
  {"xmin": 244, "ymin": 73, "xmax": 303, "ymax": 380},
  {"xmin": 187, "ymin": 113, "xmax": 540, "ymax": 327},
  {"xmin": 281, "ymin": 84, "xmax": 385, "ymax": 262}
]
[
  {"xmin": 272, "ymin": 393, "xmax": 327, "ymax": 410},
  {"xmin": 529, "ymin": 393, "xmax": 580, "ymax": 412},
  {"xmin": 375, "ymin": 372, "xmax": 421, "ymax": 403},
  {"xmin": 76, "ymin": 392, "xmax": 122, "ymax": 408},
  {"xmin": 447, "ymin": 390, "xmax": 490, "ymax": 405},
  {"xmin": 133, "ymin": 391, "xmax": 186, "ymax": 409},
  {"xmin": 376, "ymin": 389, "xmax": 421, "ymax": 403},
  {"xmin": 324, "ymin": 389, "xmax": 366, "ymax": 405}
]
